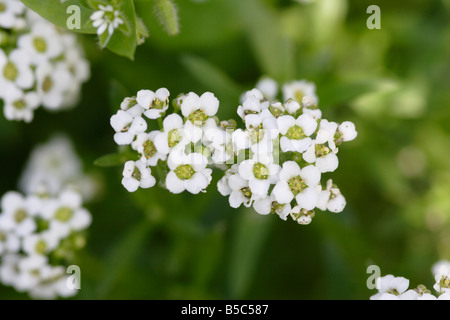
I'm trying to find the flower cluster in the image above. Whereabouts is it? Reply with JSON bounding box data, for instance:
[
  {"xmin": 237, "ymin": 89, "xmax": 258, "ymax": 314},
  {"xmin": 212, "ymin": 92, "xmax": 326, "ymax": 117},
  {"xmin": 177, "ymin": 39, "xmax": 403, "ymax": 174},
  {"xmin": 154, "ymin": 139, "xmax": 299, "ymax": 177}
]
[
  {"xmin": 109, "ymin": 78, "xmax": 357, "ymax": 225},
  {"xmin": 370, "ymin": 260, "xmax": 450, "ymax": 300},
  {"xmin": 0, "ymin": 134, "xmax": 94, "ymax": 299},
  {"xmin": 0, "ymin": 0, "xmax": 90, "ymax": 122}
]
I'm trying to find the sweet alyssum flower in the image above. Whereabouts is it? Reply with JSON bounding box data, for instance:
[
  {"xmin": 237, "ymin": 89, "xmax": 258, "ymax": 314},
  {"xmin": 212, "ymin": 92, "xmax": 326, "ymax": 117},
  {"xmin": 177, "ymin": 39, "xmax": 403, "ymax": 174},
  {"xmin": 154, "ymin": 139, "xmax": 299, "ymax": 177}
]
[
  {"xmin": 370, "ymin": 261, "xmax": 450, "ymax": 300},
  {"xmin": 0, "ymin": 0, "xmax": 90, "ymax": 122},
  {"xmin": 0, "ymin": 134, "xmax": 95, "ymax": 299},
  {"xmin": 109, "ymin": 78, "xmax": 357, "ymax": 225}
]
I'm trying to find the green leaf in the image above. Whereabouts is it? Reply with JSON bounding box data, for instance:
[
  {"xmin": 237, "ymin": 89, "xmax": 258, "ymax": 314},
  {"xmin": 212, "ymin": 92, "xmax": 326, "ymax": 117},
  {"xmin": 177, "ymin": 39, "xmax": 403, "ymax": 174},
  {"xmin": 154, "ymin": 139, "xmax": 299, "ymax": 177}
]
[
  {"xmin": 94, "ymin": 151, "xmax": 137, "ymax": 167},
  {"xmin": 228, "ymin": 0, "xmax": 294, "ymax": 82},
  {"xmin": 154, "ymin": 0, "xmax": 180, "ymax": 36},
  {"xmin": 227, "ymin": 209, "xmax": 273, "ymax": 299},
  {"xmin": 21, "ymin": 0, "xmax": 97, "ymax": 34}
]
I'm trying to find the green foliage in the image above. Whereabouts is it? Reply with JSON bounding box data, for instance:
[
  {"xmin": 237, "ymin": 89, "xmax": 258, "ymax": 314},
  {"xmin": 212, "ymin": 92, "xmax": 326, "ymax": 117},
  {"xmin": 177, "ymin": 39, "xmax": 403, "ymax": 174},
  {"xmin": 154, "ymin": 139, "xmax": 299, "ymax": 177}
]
[{"xmin": 3, "ymin": 0, "xmax": 450, "ymax": 300}]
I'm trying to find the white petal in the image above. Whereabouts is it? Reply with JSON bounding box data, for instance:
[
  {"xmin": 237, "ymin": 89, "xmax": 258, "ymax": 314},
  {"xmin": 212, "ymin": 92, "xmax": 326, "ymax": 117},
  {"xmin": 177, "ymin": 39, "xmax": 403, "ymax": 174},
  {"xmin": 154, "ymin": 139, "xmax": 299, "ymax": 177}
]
[
  {"xmin": 315, "ymin": 153, "xmax": 339, "ymax": 173},
  {"xmin": 165, "ymin": 171, "xmax": 185, "ymax": 194},
  {"xmin": 121, "ymin": 177, "xmax": 139, "ymax": 192},
  {"xmin": 249, "ymin": 179, "xmax": 270, "ymax": 198},
  {"xmin": 295, "ymin": 187, "xmax": 319, "ymax": 210},
  {"xmin": 253, "ymin": 197, "xmax": 272, "ymax": 215},
  {"xmin": 272, "ymin": 180, "xmax": 294, "ymax": 204},
  {"xmin": 300, "ymin": 165, "xmax": 321, "ymax": 186},
  {"xmin": 327, "ymin": 194, "xmax": 346, "ymax": 213},
  {"xmin": 277, "ymin": 115, "xmax": 296, "ymax": 135},
  {"xmin": 279, "ymin": 161, "xmax": 301, "ymax": 181}
]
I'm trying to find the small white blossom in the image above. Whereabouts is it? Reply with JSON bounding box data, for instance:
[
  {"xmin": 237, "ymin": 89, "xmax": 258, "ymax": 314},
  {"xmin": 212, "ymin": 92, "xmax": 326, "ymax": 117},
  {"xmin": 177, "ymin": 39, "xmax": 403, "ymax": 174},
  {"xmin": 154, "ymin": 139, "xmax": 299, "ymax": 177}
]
[
  {"xmin": 181, "ymin": 92, "xmax": 219, "ymax": 126},
  {"xmin": 0, "ymin": 0, "xmax": 26, "ymax": 29},
  {"xmin": 40, "ymin": 189, "xmax": 92, "ymax": 240},
  {"xmin": 136, "ymin": 88, "xmax": 170, "ymax": 119},
  {"xmin": 154, "ymin": 113, "xmax": 190, "ymax": 154},
  {"xmin": 2, "ymin": 83, "xmax": 40, "ymax": 122},
  {"xmin": 165, "ymin": 151, "xmax": 212, "ymax": 194},
  {"xmin": 282, "ymin": 80, "xmax": 318, "ymax": 104},
  {"xmin": 0, "ymin": 191, "xmax": 37, "ymax": 237},
  {"xmin": 121, "ymin": 160, "xmax": 156, "ymax": 192},
  {"xmin": 110, "ymin": 110, "xmax": 147, "ymax": 145},
  {"xmin": 0, "ymin": 48, "xmax": 34, "ymax": 90},
  {"xmin": 338, "ymin": 121, "xmax": 358, "ymax": 142},
  {"xmin": 256, "ymin": 77, "xmax": 278, "ymax": 101},
  {"xmin": 90, "ymin": 4, "xmax": 124, "ymax": 36},
  {"xmin": 17, "ymin": 21, "xmax": 64, "ymax": 64},
  {"xmin": 277, "ymin": 114, "xmax": 317, "ymax": 153},
  {"xmin": 238, "ymin": 153, "xmax": 279, "ymax": 199},
  {"xmin": 132, "ymin": 131, "xmax": 167, "ymax": 166},
  {"xmin": 272, "ymin": 161, "xmax": 321, "ymax": 210}
]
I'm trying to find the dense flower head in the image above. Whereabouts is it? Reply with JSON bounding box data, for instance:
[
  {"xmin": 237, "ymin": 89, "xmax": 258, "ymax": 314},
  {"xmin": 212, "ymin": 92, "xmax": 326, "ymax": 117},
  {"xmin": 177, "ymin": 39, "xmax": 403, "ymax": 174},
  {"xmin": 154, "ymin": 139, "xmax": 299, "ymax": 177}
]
[
  {"xmin": 0, "ymin": 134, "xmax": 94, "ymax": 299},
  {"xmin": 110, "ymin": 78, "xmax": 357, "ymax": 226},
  {"xmin": 0, "ymin": 0, "xmax": 90, "ymax": 123}
]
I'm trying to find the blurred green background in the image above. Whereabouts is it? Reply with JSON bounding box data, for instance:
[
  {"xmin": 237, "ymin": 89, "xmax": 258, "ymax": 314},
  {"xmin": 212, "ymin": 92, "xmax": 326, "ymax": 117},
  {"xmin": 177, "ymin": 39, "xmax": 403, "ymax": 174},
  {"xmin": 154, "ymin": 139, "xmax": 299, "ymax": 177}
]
[{"xmin": 1, "ymin": 0, "xmax": 450, "ymax": 299}]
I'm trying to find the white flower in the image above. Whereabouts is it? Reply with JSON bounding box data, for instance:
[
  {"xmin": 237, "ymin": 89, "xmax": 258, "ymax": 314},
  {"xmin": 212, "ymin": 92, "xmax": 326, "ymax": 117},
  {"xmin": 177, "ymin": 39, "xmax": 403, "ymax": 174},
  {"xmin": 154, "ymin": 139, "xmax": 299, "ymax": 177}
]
[
  {"xmin": 0, "ymin": 191, "xmax": 37, "ymax": 237},
  {"xmin": 303, "ymin": 141, "xmax": 339, "ymax": 173},
  {"xmin": 121, "ymin": 160, "xmax": 156, "ymax": 192},
  {"xmin": 432, "ymin": 260, "xmax": 450, "ymax": 294},
  {"xmin": 0, "ymin": 48, "xmax": 34, "ymax": 90},
  {"xmin": 370, "ymin": 275, "xmax": 410, "ymax": 300},
  {"xmin": 35, "ymin": 62, "xmax": 73, "ymax": 110},
  {"xmin": 132, "ymin": 131, "xmax": 167, "ymax": 166},
  {"xmin": 2, "ymin": 83, "xmax": 40, "ymax": 123},
  {"xmin": 90, "ymin": 4, "xmax": 124, "ymax": 36},
  {"xmin": 256, "ymin": 77, "xmax": 278, "ymax": 100},
  {"xmin": 154, "ymin": 113, "xmax": 190, "ymax": 154},
  {"xmin": 136, "ymin": 88, "xmax": 170, "ymax": 119},
  {"xmin": 22, "ymin": 231, "xmax": 59, "ymax": 256},
  {"xmin": 290, "ymin": 205, "xmax": 315, "ymax": 225},
  {"xmin": 181, "ymin": 92, "xmax": 219, "ymax": 126},
  {"xmin": 18, "ymin": 134, "xmax": 95, "ymax": 200},
  {"xmin": 237, "ymin": 89, "xmax": 269, "ymax": 120},
  {"xmin": 283, "ymin": 99, "xmax": 301, "ymax": 115},
  {"xmin": 0, "ymin": 0, "xmax": 26, "ymax": 29},
  {"xmin": 165, "ymin": 151, "xmax": 212, "ymax": 194},
  {"xmin": 40, "ymin": 189, "xmax": 92, "ymax": 240},
  {"xmin": 282, "ymin": 80, "xmax": 318, "ymax": 104},
  {"xmin": 203, "ymin": 123, "xmax": 232, "ymax": 164},
  {"xmin": 272, "ymin": 161, "xmax": 321, "ymax": 210},
  {"xmin": 244, "ymin": 113, "xmax": 278, "ymax": 155},
  {"xmin": 252, "ymin": 192, "xmax": 291, "ymax": 219},
  {"xmin": 238, "ymin": 153, "xmax": 279, "ymax": 199},
  {"xmin": 0, "ymin": 221, "xmax": 20, "ymax": 254},
  {"xmin": 337, "ymin": 121, "xmax": 358, "ymax": 142},
  {"xmin": 110, "ymin": 110, "xmax": 147, "ymax": 145},
  {"xmin": 17, "ymin": 21, "xmax": 64, "ymax": 64},
  {"xmin": 316, "ymin": 179, "xmax": 346, "ymax": 213},
  {"xmin": 277, "ymin": 114, "xmax": 317, "ymax": 153},
  {"xmin": 218, "ymin": 165, "xmax": 254, "ymax": 208}
]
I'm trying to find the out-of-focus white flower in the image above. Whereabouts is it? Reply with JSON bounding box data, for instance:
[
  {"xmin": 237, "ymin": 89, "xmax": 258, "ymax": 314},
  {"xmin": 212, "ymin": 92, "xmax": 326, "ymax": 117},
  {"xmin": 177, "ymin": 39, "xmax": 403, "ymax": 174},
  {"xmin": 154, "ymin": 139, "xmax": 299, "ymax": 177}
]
[
  {"xmin": 18, "ymin": 135, "xmax": 97, "ymax": 201},
  {"xmin": 90, "ymin": 4, "xmax": 124, "ymax": 36},
  {"xmin": 256, "ymin": 77, "xmax": 278, "ymax": 101},
  {"xmin": 40, "ymin": 189, "xmax": 92, "ymax": 239},
  {"xmin": 0, "ymin": 0, "xmax": 26, "ymax": 29},
  {"xmin": 17, "ymin": 22, "xmax": 64, "ymax": 64},
  {"xmin": 1, "ymin": 83, "xmax": 40, "ymax": 122},
  {"xmin": 0, "ymin": 48, "xmax": 34, "ymax": 90},
  {"xmin": 282, "ymin": 80, "xmax": 318, "ymax": 104}
]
